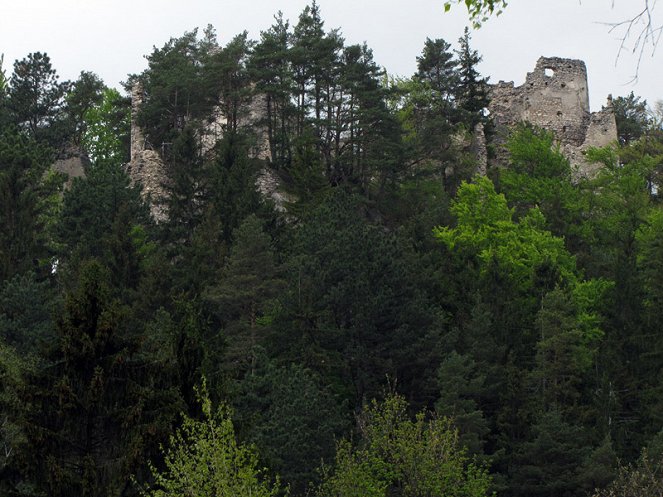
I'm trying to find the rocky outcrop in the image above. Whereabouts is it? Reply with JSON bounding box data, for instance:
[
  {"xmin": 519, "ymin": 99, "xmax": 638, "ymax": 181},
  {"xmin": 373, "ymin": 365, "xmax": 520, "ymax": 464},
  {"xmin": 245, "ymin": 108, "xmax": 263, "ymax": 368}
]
[
  {"xmin": 126, "ymin": 82, "xmax": 280, "ymax": 221},
  {"xmin": 52, "ymin": 145, "xmax": 88, "ymax": 188},
  {"xmin": 125, "ymin": 82, "xmax": 169, "ymax": 221}
]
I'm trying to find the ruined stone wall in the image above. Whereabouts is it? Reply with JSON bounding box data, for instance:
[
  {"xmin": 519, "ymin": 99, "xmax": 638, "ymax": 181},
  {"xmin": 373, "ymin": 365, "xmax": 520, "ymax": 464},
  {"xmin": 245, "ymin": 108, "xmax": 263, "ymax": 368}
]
[{"xmin": 488, "ymin": 56, "xmax": 618, "ymax": 177}]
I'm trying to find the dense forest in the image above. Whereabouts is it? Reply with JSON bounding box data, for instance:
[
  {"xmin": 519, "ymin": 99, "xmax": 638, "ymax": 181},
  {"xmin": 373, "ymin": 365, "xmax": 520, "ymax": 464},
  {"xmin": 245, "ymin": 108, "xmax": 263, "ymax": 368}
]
[{"xmin": 2, "ymin": 3, "xmax": 663, "ymax": 496}]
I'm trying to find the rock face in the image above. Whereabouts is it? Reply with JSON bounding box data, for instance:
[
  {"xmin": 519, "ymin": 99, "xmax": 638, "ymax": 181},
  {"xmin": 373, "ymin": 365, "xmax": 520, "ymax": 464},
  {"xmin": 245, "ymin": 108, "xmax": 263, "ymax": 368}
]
[
  {"xmin": 126, "ymin": 83, "xmax": 281, "ymax": 220},
  {"xmin": 488, "ymin": 56, "xmax": 618, "ymax": 177},
  {"xmin": 52, "ymin": 145, "xmax": 88, "ymax": 188},
  {"xmin": 125, "ymin": 83, "xmax": 170, "ymax": 222}
]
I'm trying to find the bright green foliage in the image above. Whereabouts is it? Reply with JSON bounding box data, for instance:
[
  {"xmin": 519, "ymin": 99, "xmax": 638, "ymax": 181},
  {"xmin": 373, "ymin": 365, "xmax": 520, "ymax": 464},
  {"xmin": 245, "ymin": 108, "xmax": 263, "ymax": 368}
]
[
  {"xmin": 435, "ymin": 176, "xmax": 577, "ymax": 289},
  {"xmin": 7, "ymin": 10, "xmax": 663, "ymax": 497},
  {"xmin": 318, "ymin": 394, "xmax": 492, "ymax": 497},
  {"xmin": 501, "ymin": 125, "xmax": 581, "ymax": 237},
  {"xmin": 591, "ymin": 450, "xmax": 663, "ymax": 497},
  {"xmin": 81, "ymin": 87, "xmax": 130, "ymax": 167},
  {"xmin": 443, "ymin": 0, "xmax": 508, "ymax": 27},
  {"xmin": 142, "ymin": 380, "xmax": 281, "ymax": 497}
]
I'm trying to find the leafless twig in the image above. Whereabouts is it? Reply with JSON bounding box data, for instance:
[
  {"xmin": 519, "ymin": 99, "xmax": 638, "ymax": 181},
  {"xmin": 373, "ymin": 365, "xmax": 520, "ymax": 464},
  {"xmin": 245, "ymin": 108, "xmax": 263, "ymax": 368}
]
[{"xmin": 600, "ymin": 0, "xmax": 662, "ymax": 82}]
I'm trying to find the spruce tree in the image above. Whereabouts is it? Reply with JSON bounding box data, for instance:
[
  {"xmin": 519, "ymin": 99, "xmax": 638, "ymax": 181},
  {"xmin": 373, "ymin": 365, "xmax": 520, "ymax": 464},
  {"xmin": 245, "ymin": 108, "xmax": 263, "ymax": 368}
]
[
  {"xmin": 454, "ymin": 27, "xmax": 490, "ymax": 129},
  {"xmin": 23, "ymin": 261, "xmax": 181, "ymax": 497}
]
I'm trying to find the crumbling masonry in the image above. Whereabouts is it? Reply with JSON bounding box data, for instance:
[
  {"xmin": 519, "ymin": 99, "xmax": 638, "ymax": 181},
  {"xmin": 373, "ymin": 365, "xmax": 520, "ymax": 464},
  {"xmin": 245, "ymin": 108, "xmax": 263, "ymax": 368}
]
[
  {"xmin": 126, "ymin": 56, "xmax": 618, "ymax": 219},
  {"xmin": 488, "ymin": 56, "xmax": 618, "ymax": 177}
]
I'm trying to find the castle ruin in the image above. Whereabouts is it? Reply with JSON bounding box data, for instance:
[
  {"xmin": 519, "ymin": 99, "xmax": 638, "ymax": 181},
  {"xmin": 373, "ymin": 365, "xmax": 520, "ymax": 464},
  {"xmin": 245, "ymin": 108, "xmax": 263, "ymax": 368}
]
[
  {"xmin": 488, "ymin": 56, "xmax": 618, "ymax": 176},
  {"xmin": 126, "ymin": 56, "xmax": 618, "ymax": 220}
]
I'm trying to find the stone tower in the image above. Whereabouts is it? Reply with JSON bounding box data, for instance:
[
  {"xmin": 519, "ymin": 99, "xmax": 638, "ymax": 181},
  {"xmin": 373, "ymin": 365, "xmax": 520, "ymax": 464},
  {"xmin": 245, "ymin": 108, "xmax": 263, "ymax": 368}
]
[{"xmin": 488, "ymin": 56, "xmax": 617, "ymax": 177}]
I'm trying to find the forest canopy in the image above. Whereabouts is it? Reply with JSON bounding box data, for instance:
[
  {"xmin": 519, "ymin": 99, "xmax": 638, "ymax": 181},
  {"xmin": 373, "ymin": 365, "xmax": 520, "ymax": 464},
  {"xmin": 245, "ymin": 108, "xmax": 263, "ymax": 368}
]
[{"xmin": 1, "ymin": 3, "xmax": 663, "ymax": 497}]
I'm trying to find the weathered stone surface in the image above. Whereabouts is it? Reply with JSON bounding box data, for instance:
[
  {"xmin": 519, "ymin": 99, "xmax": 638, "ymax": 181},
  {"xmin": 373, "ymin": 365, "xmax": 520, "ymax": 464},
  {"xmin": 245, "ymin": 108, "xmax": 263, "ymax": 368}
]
[
  {"xmin": 126, "ymin": 82, "xmax": 169, "ymax": 221},
  {"xmin": 487, "ymin": 56, "xmax": 618, "ymax": 178},
  {"xmin": 256, "ymin": 167, "xmax": 295, "ymax": 212},
  {"xmin": 127, "ymin": 81, "xmax": 281, "ymax": 221},
  {"xmin": 471, "ymin": 122, "xmax": 488, "ymax": 176},
  {"xmin": 52, "ymin": 145, "xmax": 88, "ymax": 188}
]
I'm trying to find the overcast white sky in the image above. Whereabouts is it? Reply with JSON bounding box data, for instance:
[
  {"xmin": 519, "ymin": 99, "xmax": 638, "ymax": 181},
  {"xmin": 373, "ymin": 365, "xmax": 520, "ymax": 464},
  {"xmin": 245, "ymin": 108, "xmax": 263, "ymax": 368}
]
[{"xmin": 1, "ymin": 0, "xmax": 661, "ymax": 111}]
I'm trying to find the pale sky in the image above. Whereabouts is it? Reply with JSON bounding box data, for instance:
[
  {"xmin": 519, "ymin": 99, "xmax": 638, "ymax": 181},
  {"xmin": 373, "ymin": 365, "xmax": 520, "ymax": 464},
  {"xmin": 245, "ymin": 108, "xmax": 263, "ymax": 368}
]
[{"xmin": 1, "ymin": 0, "xmax": 661, "ymax": 111}]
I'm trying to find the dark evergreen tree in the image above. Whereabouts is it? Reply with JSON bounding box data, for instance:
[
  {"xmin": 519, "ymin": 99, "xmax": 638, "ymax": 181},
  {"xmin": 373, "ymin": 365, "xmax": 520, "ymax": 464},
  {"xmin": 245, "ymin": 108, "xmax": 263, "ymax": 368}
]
[
  {"xmin": 137, "ymin": 29, "xmax": 217, "ymax": 149},
  {"xmin": 436, "ymin": 351, "xmax": 490, "ymax": 457},
  {"xmin": 454, "ymin": 27, "xmax": 490, "ymax": 129},
  {"xmin": 234, "ymin": 358, "xmax": 348, "ymax": 494},
  {"xmin": 204, "ymin": 214, "xmax": 283, "ymax": 377},
  {"xmin": 613, "ymin": 92, "xmax": 650, "ymax": 145},
  {"xmin": 0, "ymin": 127, "xmax": 58, "ymax": 281},
  {"xmin": 7, "ymin": 52, "xmax": 69, "ymax": 146},
  {"xmin": 290, "ymin": 0, "xmax": 343, "ymax": 173},
  {"xmin": 56, "ymin": 162, "xmax": 149, "ymax": 273},
  {"xmin": 207, "ymin": 131, "xmax": 267, "ymax": 244},
  {"xmin": 511, "ymin": 410, "xmax": 590, "ymax": 497},
  {"xmin": 23, "ymin": 261, "xmax": 182, "ymax": 497},
  {"xmin": 275, "ymin": 191, "xmax": 439, "ymax": 408},
  {"xmin": 159, "ymin": 125, "xmax": 207, "ymax": 245},
  {"xmin": 249, "ymin": 12, "xmax": 294, "ymax": 169},
  {"xmin": 338, "ymin": 43, "xmax": 403, "ymax": 194},
  {"xmin": 207, "ymin": 32, "xmax": 252, "ymax": 134}
]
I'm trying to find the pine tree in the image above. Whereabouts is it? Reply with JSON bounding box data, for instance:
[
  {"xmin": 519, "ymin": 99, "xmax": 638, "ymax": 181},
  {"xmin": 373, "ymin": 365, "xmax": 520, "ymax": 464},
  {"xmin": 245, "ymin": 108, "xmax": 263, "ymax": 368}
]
[
  {"xmin": 249, "ymin": 12, "xmax": 294, "ymax": 169},
  {"xmin": 7, "ymin": 52, "xmax": 69, "ymax": 145}
]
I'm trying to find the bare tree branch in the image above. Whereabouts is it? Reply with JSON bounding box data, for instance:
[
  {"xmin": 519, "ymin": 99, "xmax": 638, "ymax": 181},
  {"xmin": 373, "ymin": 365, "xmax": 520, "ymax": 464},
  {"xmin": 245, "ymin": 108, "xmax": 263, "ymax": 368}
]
[{"xmin": 601, "ymin": 0, "xmax": 662, "ymax": 81}]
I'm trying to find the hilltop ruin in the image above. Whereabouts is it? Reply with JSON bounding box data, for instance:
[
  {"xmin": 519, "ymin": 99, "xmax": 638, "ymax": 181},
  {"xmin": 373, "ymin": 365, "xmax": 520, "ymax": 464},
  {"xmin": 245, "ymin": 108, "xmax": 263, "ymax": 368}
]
[
  {"xmin": 125, "ymin": 56, "xmax": 618, "ymax": 219},
  {"xmin": 488, "ymin": 56, "xmax": 618, "ymax": 176}
]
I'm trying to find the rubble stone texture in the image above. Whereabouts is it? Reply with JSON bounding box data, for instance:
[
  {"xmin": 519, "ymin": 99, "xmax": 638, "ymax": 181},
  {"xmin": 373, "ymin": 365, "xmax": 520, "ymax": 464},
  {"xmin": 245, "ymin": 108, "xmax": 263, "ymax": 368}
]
[
  {"xmin": 52, "ymin": 144, "xmax": 88, "ymax": 188},
  {"xmin": 125, "ymin": 82, "xmax": 170, "ymax": 222},
  {"xmin": 126, "ymin": 56, "xmax": 617, "ymax": 220},
  {"xmin": 127, "ymin": 83, "xmax": 281, "ymax": 220},
  {"xmin": 488, "ymin": 56, "xmax": 618, "ymax": 178}
]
